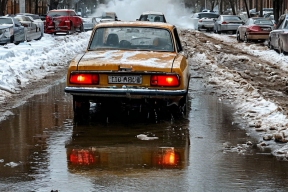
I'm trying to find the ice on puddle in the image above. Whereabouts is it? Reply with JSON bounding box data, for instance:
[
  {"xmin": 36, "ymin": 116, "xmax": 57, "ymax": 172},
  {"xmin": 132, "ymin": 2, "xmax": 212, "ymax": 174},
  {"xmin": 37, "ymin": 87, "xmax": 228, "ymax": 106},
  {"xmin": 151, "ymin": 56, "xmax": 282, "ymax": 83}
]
[
  {"xmin": 136, "ymin": 134, "xmax": 158, "ymax": 140},
  {"xmin": 4, "ymin": 161, "xmax": 20, "ymax": 167}
]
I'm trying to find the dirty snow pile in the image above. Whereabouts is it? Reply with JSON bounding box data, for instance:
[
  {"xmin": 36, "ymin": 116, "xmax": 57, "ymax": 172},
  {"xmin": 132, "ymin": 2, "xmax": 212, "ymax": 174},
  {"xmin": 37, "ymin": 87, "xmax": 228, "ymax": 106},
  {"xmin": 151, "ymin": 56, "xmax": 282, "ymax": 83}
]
[
  {"xmin": 0, "ymin": 32, "xmax": 91, "ymax": 106},
  {"xmin": 192, "ymin": 31, "xmax": 288, "ymax": 160}
]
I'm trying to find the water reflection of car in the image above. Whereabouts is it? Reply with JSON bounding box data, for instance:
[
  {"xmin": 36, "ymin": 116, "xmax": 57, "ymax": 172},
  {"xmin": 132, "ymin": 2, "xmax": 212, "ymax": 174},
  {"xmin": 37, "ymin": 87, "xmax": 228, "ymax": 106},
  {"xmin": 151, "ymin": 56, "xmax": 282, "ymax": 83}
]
[
  {"xmin": 213, "ymin": 15, "xmax": 243, "ymax": 34},
  {"xmin": 66, "ymin": 123, "xmax": 190, "ymax": 170},
  {"xmin": 64, "ymin": 21, "xmax": 190, "ymax": 118},
  {"xmin": 268, "ymin": 14, "xmax": 288, "ymax": 54},
  {"xmin": 137, "ymin": 11, "xmax": 167, "ymax": 23},
  {"xmin": 191, "ymin": 12, "xmax": 219, "ymax": 31},
  {"xmin": 236, "ymin": 17, "xmax": 274, "ymax": 43},
  {"xmin": 81, "ymin": 17, "xmax": 97, "ymax": 31},
  {"xmin": 0, "ymin": 16, "xmax": 25, "ymax": 45},
  {"xmin": 14, "ymin": 15, "xmax": 42, "ymax": 41}
]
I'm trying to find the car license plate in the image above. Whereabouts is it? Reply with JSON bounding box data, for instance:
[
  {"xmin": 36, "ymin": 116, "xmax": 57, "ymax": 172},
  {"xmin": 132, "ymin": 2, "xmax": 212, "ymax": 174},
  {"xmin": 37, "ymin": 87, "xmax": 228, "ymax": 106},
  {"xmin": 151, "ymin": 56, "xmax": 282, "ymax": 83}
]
[
  {"xmin": 261, "ymin": 28, "xmax": 271, "ymax": 31},
  {"xmin": 108, "ymin": 75, "xmax": 142, "ymax": 84}
]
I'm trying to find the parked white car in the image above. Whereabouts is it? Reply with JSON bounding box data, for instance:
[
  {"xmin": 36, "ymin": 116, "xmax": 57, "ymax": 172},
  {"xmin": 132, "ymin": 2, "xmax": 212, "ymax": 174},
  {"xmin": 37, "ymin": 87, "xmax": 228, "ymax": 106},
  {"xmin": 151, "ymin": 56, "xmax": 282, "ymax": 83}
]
[{"xmin": 15, "ymin": 13, "xmax": 44, "ymax": 38}]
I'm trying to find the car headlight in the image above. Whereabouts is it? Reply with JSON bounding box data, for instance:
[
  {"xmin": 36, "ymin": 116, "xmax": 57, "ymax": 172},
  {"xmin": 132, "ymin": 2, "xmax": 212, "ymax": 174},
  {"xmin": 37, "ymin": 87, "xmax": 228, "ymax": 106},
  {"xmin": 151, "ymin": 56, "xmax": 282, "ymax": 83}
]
[{"xmin": 0, "ymin": 28, "xmax": 12, "ymax": 38}]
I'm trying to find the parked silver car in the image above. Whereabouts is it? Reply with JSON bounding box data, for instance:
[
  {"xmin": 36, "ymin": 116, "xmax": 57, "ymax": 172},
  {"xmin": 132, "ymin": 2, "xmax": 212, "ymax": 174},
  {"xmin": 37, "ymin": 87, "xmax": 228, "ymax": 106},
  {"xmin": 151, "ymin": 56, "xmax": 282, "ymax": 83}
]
[
  {"xmin": 268, "ymin": 14, "xmax": 288, "ymax": 54},
  {"xmin": 191, "ymin": 12, "xmax": 219, "ymax": 31},
  {"xmin": 14, "ymin": 15, "xmax": 42, "ymax": 41},
  {"xmin": 81, "ymin": 17, "xmax": 97, "ymax": 31},
  {"xmin": 16, "ymin": 13, "xmax": 44, "ymax": 38},
  {"xmin": 0, "ymin": 16, "xmax": 25, "ymax": 45},
  {"xmin": 214, "ymin": 15, "xmax": 244, "ymax": 34}
]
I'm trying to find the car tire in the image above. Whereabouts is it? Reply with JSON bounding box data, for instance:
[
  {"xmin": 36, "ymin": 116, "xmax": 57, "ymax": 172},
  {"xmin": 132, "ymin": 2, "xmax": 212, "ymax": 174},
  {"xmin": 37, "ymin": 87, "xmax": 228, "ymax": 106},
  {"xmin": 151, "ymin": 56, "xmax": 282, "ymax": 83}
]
[
  {"xmin": 10, "ymin": 35, "xmax": 14, "ymax": 44},
  {"xmin": 79, "ymin": 24, "xmax": 84, "ymax": 32},
  {"xmin": 179, "ymin": 94, "xmax": 188, "ymax": 117},
  {"xmin": 217, "ymin": 26, "xmax": 221, "ymax": 34},
  {"xmin": 278, "ymin": 40, "xmax": 287, "ymax": 55},
  {"xmin": 244, "ymin": 34, "xmax": 248, "ymax": 43},
  {"xmin": 73, "ymin": 96, "xmax": 90, "ymax": 116},
  {"xmin": 268, "ymin": 38, "xmax": 273, "ymax": 49},
  {"xmin": 236, "ymin": 31, "xmax": 241, "ymax": 42},
  {"xmin": 69, "ymin": 22, "xmax": 75, "ymax": 34}
]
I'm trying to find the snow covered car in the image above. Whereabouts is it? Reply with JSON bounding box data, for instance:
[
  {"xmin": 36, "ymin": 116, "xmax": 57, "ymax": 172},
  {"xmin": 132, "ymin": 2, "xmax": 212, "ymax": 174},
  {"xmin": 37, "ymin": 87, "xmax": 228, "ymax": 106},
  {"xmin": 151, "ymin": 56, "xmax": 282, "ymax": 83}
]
[
  {"xmin": 14, "ymin": 15, "xmax": 42, "ymax": 41},
  {"xmin": 0, "ymin": 16, "xmax": 25, "ymax": 45},
  {"xmin": 44, "ymin": 9, "xmax": 84, "ymax": 35},
  {"xmin": 64, "ymin": 21, "xmax": 190, "ymax": 116},
  {"xmin": 15, "ymin": 13, "xmax": 45, "ymax": 38},
  {"xmin": 137, "ymin": 11, "xmax": 167, "ymax": 23},
  {"xmin": 81, "ymin": 17, "xmax": 97, "ymax": 31},
  {"xmin": 191, "ymin": 12, "xmax": 219, "ymax": 31},
  {"xmin": 268, "ymin": 14, "xmax": 288, "ymax": 54}
]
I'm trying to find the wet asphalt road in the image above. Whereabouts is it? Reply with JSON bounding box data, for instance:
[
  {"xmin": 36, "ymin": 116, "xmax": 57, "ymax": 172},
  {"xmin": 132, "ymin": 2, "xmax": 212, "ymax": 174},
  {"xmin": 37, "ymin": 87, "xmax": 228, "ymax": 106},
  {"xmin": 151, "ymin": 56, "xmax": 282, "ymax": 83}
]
[{"xmin": 0, "ymin": 77, "xmax": 288, "ymax": 191}]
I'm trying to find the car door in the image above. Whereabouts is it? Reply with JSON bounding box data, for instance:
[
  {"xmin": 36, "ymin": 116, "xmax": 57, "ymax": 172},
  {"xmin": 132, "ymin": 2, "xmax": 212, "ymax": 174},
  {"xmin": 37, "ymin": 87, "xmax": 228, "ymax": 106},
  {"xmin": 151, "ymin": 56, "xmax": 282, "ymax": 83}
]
[
  {"xmin": 12, "ymin": 18, "xmax": 25, "ymax": 42},
  {"xmin": 270, "ymin": 15, "xmax": 285, "ymax": 48}
]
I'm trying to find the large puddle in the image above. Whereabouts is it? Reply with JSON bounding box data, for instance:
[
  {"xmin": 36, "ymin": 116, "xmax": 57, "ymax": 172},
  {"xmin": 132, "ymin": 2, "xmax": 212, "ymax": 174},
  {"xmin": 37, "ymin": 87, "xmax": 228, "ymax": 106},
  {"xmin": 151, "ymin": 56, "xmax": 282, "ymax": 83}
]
[{"xmin": 0, "ymin": 78, "xmax": 288, "ymax": 191}]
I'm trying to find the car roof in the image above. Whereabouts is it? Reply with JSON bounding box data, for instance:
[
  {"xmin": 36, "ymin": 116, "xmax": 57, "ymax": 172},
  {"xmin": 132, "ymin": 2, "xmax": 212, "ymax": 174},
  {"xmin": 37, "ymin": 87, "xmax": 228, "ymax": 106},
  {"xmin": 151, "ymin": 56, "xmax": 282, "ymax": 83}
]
[
  {"xmin": 141, "ymin": 11, "xmax": 164, "ymax": 15},
  {"xmin": 95, "ymin": 21, "xmax": 174, "ymax": 30},
  {"xmin": 197, "ymin": 12, "xmax": 218, "ymax": 14},
  {"xmin": 49, "ymin": 9, "xmax": 75, "ymax": 12}
]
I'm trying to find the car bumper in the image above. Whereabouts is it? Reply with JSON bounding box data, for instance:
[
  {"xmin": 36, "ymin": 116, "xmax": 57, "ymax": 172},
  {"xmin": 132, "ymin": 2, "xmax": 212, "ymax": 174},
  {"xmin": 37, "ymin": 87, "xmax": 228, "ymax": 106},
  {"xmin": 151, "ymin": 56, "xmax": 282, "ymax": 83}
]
[
  {"xmin": 83, "ymin": 24, "xmax": 94, "ymax": 30},
  {"xmin": 198, "ymin": 23, "xmax": 214, "ymax": 29},
  {"xmin": 220, "ymin": 24, "xmax": 241, "ymax": 31},
  {"xmin": 64, "ymin": 87, "xmax": 187, "ymax": 98},
  {"xmin": 44, "ymin": 25, "xmax": 69, "ymax": 34},
  {"xmin": 247, "ymin": 33, "xmax": 269, "ymax": 40}
]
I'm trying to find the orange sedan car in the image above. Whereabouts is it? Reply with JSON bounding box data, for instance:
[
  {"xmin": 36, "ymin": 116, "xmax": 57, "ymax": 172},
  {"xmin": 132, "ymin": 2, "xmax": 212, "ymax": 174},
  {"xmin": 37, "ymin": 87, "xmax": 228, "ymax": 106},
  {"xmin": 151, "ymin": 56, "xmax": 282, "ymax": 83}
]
[{"xmin": 64, "ymin": 21, "xmax": 190, "ymax": 118}]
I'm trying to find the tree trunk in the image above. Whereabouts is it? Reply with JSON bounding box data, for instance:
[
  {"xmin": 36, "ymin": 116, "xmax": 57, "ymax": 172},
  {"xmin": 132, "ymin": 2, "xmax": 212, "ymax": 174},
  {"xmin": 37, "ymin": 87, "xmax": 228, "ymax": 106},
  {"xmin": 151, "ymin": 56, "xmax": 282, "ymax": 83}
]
[
  {"xmin": 243, "ymin": 0, "xmax": 250, "ymax": 18},
  {"xmin": 229, "ymin": 0, "xmax": 236, "ymax": 15},
  {"xmin": 0, "ymin": 0, "xmax": 8, "ymax": 16},
  {"xmin": 273, "ymin": 0, "xmax": 283, "ymax": 24},
  {"xmin": 35, "ymin": 0, "xmax": 39, "ymax": 14},
  {"xmin": 49, "ymin": 0, "xmax": 59, "ymax": 10}
]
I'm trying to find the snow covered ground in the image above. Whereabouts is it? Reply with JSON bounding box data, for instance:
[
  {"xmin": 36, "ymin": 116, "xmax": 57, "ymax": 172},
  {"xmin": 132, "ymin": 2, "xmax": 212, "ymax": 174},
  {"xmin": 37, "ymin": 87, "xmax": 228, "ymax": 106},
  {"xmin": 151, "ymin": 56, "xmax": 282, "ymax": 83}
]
[
  {"xmin": 0, "ymin": 32, "xmax": 90, "ymax": 109},
  {"xmin": 1, "ymin": 0, "xmax": 288, "ymax": 159}
]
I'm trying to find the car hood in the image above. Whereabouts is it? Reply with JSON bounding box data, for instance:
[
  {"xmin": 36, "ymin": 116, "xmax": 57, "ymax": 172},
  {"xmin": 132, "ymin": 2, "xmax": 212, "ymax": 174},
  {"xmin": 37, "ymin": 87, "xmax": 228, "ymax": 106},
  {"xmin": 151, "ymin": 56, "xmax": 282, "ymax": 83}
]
[
  {"xmin": 0, "ymin": 24, "xmax": 13, "ymax": 29},
  {"xmin": 76, "ymin": 50, "xmax": 177, "ymax": 72}
]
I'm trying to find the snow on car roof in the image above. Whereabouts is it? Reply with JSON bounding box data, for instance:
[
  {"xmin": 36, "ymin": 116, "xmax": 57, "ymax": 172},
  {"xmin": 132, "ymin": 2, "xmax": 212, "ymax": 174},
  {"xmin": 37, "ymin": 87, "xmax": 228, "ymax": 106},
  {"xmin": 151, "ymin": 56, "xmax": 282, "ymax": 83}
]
[
  {"xmin": 95, "ymin": 21, "xmax": 174, "ymax": 30},
  {"xmin": 141, "ymin": 11, "xmax": 164, "ymax": 15}
]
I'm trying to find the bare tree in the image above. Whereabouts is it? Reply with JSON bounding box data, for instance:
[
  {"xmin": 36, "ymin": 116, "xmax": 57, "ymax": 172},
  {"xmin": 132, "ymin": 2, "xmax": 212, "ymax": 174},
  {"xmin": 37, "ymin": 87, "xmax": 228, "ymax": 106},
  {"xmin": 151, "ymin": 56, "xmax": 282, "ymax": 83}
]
[
  {"xmin": 49, "ymin": 0, "xmax": 59, "ymax": 10},
  {"xmin": 273, "ymin": 0, "xmax": 283, "ymax": 24},
  {"xmin": 0, "ymin": 0, "xmax": 8, "ymax": 16},
  {"xmin": 243, "ymin": 0, "xmax": 250, "ymax": 18}
]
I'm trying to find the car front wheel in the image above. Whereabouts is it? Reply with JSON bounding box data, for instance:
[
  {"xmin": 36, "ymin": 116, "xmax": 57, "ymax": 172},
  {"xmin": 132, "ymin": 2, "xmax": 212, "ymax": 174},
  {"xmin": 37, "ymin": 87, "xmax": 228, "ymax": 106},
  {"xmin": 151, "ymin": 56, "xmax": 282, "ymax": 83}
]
[
  {"xmin": 278, "ymin": 40, "xmax": 287, "ymax": 55},
  {"xmin": 236, "ymin": 31, "xmax": 241, "ymax": 42}
]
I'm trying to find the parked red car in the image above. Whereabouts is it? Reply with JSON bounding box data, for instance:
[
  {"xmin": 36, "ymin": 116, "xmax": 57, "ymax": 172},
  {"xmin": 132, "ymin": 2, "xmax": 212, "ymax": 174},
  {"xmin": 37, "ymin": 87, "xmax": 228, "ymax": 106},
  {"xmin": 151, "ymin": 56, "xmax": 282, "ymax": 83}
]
[
  {"xmin": 236, "ymin": 17, "xmax": 274, "ymax": 42},
  {"xmin": 44, "ymin": 9, "xmax": 84, "ymax": 35}
]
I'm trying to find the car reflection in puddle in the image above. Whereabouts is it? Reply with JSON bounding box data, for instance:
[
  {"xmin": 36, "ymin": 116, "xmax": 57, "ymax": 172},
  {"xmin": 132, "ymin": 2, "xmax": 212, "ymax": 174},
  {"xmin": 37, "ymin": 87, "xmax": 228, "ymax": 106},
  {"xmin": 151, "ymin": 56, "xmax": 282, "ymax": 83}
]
[{"xmin": 65, "ymin": 116, "xmax": 190, "ymax": 171}]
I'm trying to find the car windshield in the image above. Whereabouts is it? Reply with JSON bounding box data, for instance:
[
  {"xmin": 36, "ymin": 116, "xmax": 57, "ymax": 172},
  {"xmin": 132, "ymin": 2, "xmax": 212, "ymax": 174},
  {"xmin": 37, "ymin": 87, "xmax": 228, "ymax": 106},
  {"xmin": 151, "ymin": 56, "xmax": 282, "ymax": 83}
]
[
  {"xmin": 47, "ymin": 11, "xmax": 69, "ymax": 17},
  {"xmin": 89, "ymin": 27, "xmax": 173, "ymax": 52},
  {"xmin": 254, "ymin": 19, "xmax": 273, "ymax": 25},
  {"xmin": 0, "ymin": 18, "xmax": 13, "ymax": 24},
  {"xmin": 198, "ymin": 13, "xmax": 219, "ymax": 19},
  {"xmin": 28, "ymin": 14, "xmax": 40, "ymax": 20},
  {"xmin": 139, "ymin": 14, "xmax": 165, "ymax": 22}
]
